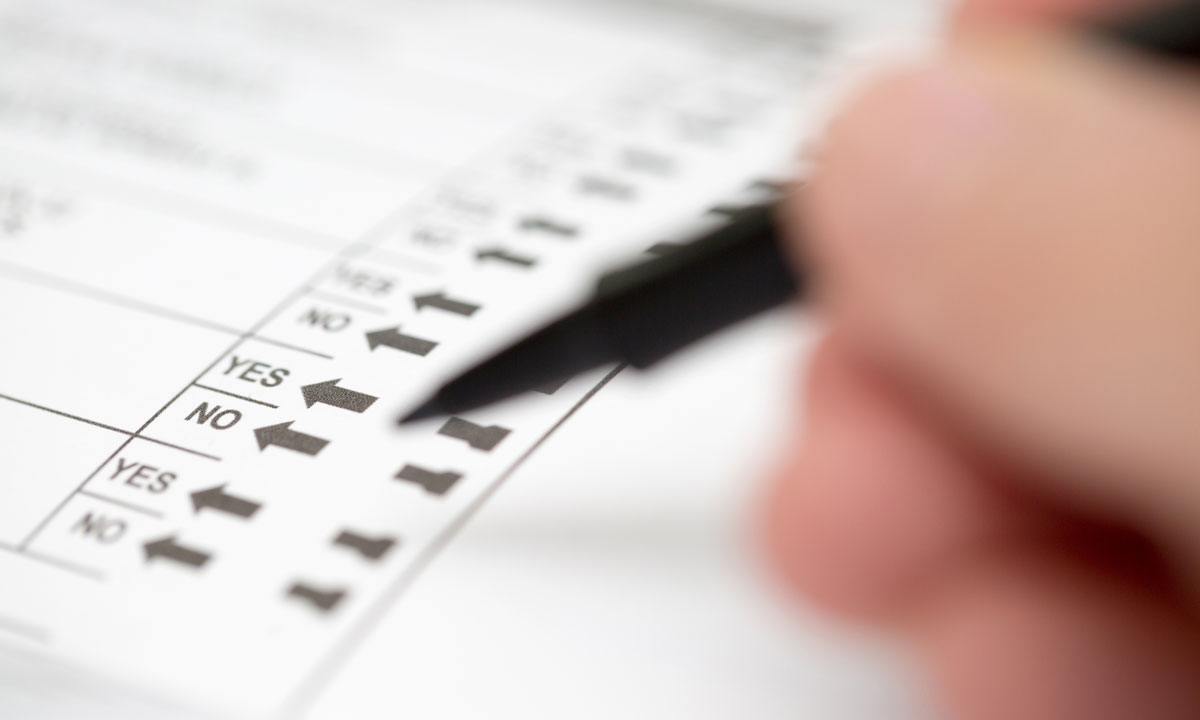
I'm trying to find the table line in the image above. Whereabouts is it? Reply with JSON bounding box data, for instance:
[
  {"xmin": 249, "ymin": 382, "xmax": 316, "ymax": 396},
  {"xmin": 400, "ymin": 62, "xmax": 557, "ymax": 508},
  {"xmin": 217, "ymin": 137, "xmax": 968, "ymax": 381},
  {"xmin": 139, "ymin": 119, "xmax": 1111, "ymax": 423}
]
[
  {"xmin": 78, "ymin": 490, "xmax": 164, "ymax": 519},
  {"xmin": 304, "ymin": 289, "xmax": 389, "ymax": 316},
  {"xmin": 0, "ymin": 393, "xmax": 221, "ymax": 462},
  {"xmin": 0, "ymin": 542, "xmax": 104, "ymax": 582},
  {"xmin": 0, "ymin": 260, "xmax": 335, "ymax": 360},
  {"xmin": 0, "ymin": 613, "xmax": 51, "ymax": 645},
  {"xmin": 191, "ymin": 384, "xmax": 279, "ymax": 409}
]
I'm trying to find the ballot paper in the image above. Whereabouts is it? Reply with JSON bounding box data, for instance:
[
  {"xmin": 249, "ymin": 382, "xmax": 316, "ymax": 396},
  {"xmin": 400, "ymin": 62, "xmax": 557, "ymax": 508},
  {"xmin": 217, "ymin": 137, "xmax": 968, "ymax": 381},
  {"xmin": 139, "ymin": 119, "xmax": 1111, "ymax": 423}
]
[{"xmin": 0, "ymin": 0, "xmax": 940, "ymax": 717}]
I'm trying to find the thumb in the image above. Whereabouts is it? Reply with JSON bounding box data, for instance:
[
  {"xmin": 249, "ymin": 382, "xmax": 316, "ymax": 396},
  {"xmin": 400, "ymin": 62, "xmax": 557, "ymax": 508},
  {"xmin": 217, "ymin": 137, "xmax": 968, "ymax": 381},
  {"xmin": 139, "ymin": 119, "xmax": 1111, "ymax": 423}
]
[
  {"xmin": 956, "ymin": 0, "xmax": 1174, "ymax": 23},
  {"xmin": 800, "ymin": 29, "xmax": 1200, "ymax": 577}
]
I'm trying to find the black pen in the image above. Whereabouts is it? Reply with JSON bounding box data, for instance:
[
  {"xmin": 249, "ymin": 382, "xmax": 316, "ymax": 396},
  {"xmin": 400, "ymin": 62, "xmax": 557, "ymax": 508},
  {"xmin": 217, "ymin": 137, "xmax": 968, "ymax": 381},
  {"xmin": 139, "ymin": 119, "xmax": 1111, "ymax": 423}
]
[{"xmin": 401, "ymin": 0, "xmax": 1200, "ymax": 425}]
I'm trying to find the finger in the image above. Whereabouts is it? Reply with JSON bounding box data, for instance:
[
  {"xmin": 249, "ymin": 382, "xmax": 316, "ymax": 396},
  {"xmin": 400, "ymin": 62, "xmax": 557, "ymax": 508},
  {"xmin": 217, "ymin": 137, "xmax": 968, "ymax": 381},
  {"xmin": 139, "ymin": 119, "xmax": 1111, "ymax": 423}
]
[
  {"xmin": 768, "ymin": 345, "xmax": 1200, "ymax": 719},
  {"xmin": 917, "ymin": 543, "xmax": 1200, "ymax": 720},
  {"xmin": 800, "ymin": 30, "xmax": 1200, "ymax": 577},
  {"xmin": 957, "ymin": 0, "xmax": 1171, "ymax": 24},
  {"xmin": 765, "ymin": 337, "xmax": 1037, "ymax": 620}
]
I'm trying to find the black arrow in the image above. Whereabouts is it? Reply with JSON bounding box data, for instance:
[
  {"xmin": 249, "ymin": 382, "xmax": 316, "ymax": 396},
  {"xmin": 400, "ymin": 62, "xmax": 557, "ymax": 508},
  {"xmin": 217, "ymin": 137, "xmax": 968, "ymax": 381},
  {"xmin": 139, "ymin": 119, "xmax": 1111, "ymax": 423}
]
[
  {"xmin": 622, "ymin": 147, "xmax": 675, "ymax": 176},
  {"xmin": 301, "ymin": 379, "xmax": 378, "ymax": 413},
  {"xmin": 707, "ymin": 203, "xmax": 755, "ymax": 219},
  {"xmin": 365, "ymin": 326, "xmax": 438, "ymax": 356},
  {"xmin": 645, "ymin": 241, "xmax": 683, "ymax": 258},
  {"xmin": 438, "ymin": 416, "xmax": 511, "ymax": 452},
  {"xmin": 287, "ymin": 582, "xmax": 346, "ymax": 613},
  {"xmin": 254, "ymin": 421, "xmax": 329, "ymax": 456},
  {"xmin": 190, "ymin": 485, "xmax": 261, "ymax": 519},
  {"xmin": 333, "ymin": 530, "xmax": 397, "ymax": 561},
  {"xmin": 395, "ymin": 464, "xmax": 463, "ymax": 495},
  {"xmin": 578, "ymin": 175, "xmax": 636, "ymax": 202},
  {"xmin": 475, "ymin": 247, "xmax": 537, "ymax": 268},
  {"xmin": 413, "ymin": 292, "xmax": 480, "ymax": 317},
  {"xmin": 749, "ymin": 179, "xmax": 786, "ymax": 194},
  {"xmin": 518, "ymin": 215, "xmax": 579, "ymax": 239},
  {"xmin": 143, "ymin": 535, "xmax": 211, "ymax": 569}
]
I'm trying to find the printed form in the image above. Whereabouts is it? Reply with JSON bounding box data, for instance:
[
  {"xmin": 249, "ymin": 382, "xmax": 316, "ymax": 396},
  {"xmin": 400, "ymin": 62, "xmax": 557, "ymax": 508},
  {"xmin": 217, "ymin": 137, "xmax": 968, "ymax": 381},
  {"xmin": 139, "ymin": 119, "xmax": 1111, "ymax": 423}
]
[{"xmin": 0, "ymin": 1, "xmax": 938, "ymax": 718}]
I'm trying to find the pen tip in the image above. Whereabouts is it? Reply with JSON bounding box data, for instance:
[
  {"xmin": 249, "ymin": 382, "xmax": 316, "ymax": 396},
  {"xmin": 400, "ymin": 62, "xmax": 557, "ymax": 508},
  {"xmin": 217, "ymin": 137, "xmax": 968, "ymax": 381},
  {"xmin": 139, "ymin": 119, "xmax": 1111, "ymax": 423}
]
[{"xmin": 399, "ymin": 397, "xmax": 446, "ymax": 425}]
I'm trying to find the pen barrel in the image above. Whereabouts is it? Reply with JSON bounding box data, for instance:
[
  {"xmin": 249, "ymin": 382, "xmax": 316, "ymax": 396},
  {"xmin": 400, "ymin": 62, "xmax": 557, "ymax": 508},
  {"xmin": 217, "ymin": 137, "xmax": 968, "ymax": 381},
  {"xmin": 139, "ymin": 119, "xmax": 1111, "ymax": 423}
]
[
  {"xmin": 595, "ymin": 204, "xmax": 802, "ymax": 369},
  {"xmin": 1097, "ymin": 0, "xmax": 1200, "ymax": 59},
  {"xmin": 434, "ymin": 305, "xmax": 617, "ymax": 413}
]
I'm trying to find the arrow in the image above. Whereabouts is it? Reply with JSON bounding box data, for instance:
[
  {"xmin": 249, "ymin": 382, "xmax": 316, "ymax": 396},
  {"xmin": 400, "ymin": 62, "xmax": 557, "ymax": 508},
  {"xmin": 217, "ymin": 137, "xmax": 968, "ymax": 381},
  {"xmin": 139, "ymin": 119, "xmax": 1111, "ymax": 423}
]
[
  {"xmin": 413, "ymin": 292, "xmax": 480, "ymax": 317},
  {"xmin": 301, "ymin": 379, "xmax": 378, "ymax": 413},
  {"xmin": 143, "ymin": 535, "xmax": 211, "ymax": 569},
  {"xmin": 365, "ymin": 326, "xmax": 438, "ymax": 356},
  {"xmin": 287, "ymin": 582, "xmax": 346, "ymax": 613},
  {"xmin": 645, "ymin": 241, "xmax": 683, "ymax": 258},
  {"xmin": 438, "ymin": 416, "xmax": 511, "ymax": 452},
  {"xmin": 333, "ymin": 530, "xmax": 397, "ymax": 561},
  {"xmin": 254, "ymin": 421, "xmax": 330, "ymax": 456},
  {"xmin": 395, "ymin": 464, "xmax": 463, "ymax": 496},
  {"xmin": 707, "ymin": 202, "xmax": 761, "ymax": 220},
  {"xmin": 190, "ymin": 485, "xmax": 261, "ymax": 519},
  {"xmin": 748, "ymin": 178, "xmax": 786, "ymax": 194},
  {"xmin": 475, "ymin": 247, "xmax": 537, "ymax": 268},
  {"xmin": 622, "ymin": 147, "xmax": 675, "ymax": 176},
  {"xmin": 518, "ymin": 215, "xmax": 579, "ymax": 238},
  {"xmin": 578, "ymin": 175, "xmax": 636, "ymax": 202}
]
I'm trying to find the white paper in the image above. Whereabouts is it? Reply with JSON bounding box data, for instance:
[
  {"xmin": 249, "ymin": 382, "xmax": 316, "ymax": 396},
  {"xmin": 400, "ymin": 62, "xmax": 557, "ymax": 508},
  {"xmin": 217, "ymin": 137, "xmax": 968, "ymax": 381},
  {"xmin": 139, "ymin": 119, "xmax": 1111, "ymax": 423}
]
[{"xmin": 0, "ymin": 1, "xmax": 940, "ymax": 717}]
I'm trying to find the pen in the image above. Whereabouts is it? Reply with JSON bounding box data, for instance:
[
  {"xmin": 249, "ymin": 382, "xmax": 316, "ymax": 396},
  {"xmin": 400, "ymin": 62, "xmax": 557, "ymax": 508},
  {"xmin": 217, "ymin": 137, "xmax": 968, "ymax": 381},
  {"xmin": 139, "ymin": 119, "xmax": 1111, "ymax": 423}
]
[{"xmin": 400, "ymin": 0, "xmax": 1200, "ymax": 425}]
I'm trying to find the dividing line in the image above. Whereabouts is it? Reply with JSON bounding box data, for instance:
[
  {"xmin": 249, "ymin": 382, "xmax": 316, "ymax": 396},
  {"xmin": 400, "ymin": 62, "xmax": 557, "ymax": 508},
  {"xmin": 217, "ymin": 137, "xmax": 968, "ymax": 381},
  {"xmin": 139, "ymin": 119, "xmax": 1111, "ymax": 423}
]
[
  {"xmin": 0, "ymin": 261, "xmax": 246, "ymax": 337},
  {"xmin": 129, "ymin": 436, "xmax": 222, "ymax": 461},
  {"xmin": 0, "ymin": 393, "xmax": 135, "ymax": 437},
  {"xmin": 352, "ymin": 245, "xmax": 444, "ymax": 275},
  {"xmin": 250, "ymin": 335, "xmax": 335, "ymax": 360},
  {"xmin": 0, "ymin": 393, "xmax": 221, "ymax": 461},
  {"xmin": 0, "ymin": 614, "xmax": 50, "ymax": 645},
  {"xmin": 0, "ymin": 261, "xmax": 336, "ymax": 360},
  {"xmin": 78, "ymin": 490, "xmax": 164, "ymax": 519},
  {"xmin": 192, "ymin": 383, "xmax": 280, "ymax": 409},
  {"xmin": 305, "ymin": 289, "xmax": 388, "ymax": 315},
  {"xmin": 280, "ymin": 364, "xmax": 627, "ymax": 718},
  {"xmin": 0, "ymin": 543, "xmax": 104, "ymax": 582}
]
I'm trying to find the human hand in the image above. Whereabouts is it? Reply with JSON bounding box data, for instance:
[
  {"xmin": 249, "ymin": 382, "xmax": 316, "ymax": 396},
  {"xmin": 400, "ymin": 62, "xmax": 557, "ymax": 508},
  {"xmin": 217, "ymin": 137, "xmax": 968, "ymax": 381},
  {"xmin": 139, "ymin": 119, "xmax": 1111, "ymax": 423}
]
[{"xmin": 768, "ymin": 1, "xmax": 1200, "ymax": 719}]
